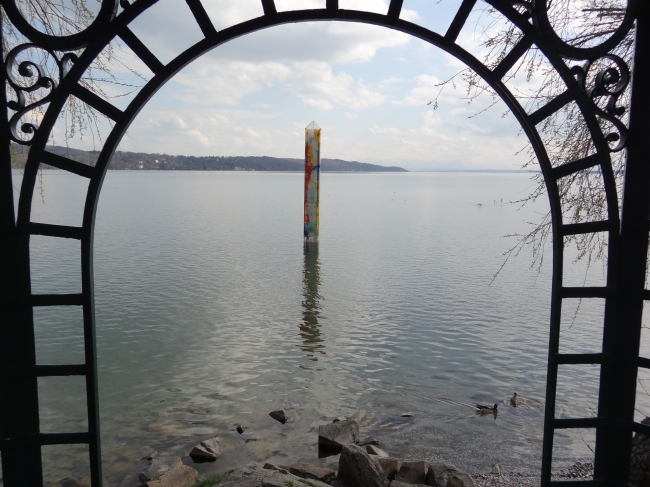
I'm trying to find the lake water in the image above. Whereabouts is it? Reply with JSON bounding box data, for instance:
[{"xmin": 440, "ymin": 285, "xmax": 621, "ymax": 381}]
[{"xmin": 12, "ymin": 170, "xmax": 650, "ymax": 486}]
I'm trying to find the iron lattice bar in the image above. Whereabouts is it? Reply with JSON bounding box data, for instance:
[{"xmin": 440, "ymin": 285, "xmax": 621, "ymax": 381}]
[
  {"xmin": 184, "ymin": 0, "xmax": 217, "ymax": 38},
  {"xmin": 593, "ymin": 1, "xmax": 650, "ymax": 480},
  {"xmin": 552, "ymin": 153, "xmax": 604, "ymax": 179},
  {"xmin": 445, "ymin": 0, "xmax": 477, "ymax": 42},
  {"xmin": 35, "ymin": 148, "xmax": 96, "ymax": 178},
  {"xmin": 528, "ymin": 88, "xmax": 579, "ymax": 126}
]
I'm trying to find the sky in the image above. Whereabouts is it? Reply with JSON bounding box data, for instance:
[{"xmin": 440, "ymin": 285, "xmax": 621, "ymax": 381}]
[{"xmin": 52, "ymin": 0, "xmax": 543, "ymax": 171}]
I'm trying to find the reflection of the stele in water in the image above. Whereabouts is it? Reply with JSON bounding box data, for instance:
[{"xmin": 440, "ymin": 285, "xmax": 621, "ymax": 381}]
[{"xmin": 300, "ymin": 243, "xmax": 325, "ymax": 360}]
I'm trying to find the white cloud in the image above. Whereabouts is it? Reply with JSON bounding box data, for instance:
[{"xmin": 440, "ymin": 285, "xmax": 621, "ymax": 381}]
[
  {"xmin": 286, "ymin": 61, "xmax": 386, "ymax": 109},
  {"xmin": 170, "ymin": 61, "xmax": 291, "ymax": 105},
  {"xmin": 303, "ymin": 98, "xmax": 334, "ymax": 111},
  {"xmin": 395, "ymin": 75, "xmax": 442, "ymax": 106}
]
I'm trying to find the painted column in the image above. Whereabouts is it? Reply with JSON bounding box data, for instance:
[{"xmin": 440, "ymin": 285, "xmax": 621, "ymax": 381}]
[{"xmin": 304, "ymin": 121, "xmax": 321, "ymax": 242}]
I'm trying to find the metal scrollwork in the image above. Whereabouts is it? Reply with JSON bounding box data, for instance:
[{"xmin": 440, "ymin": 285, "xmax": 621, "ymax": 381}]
[
  {"xmin": 2, "ymin": 0, "xmax": 118, "ymax": 52},
  {"xmin": 5, "ymin": 45, "xmax": 78, "ymax": 145},
  {"xmin": 572, "ymin": 54, "xmax": 630, "ymax": 152},
  {"xmin": 534, "ymin": 0, "xmax": 635, "ymax": 60}
]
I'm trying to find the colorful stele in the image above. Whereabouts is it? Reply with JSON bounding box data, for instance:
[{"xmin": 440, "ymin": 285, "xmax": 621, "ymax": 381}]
[{"xmin": 304, "ymin": 121, "xmax": 321, "ymax": 242}]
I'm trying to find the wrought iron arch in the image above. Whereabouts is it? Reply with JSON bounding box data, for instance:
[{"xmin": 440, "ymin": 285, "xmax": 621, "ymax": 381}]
[{"xmin": 1, "ymin": 1, "xmax": 648, "ymax": 486}]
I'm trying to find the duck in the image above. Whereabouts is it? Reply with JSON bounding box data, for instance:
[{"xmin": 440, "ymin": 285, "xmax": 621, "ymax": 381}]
[
  {"xmin": 476, "ymin": 403, "xmax": 498, "ymax": 412},
  {"xmin": 510, "ymin": 393, "xmax": 519, "ymax": 407}
]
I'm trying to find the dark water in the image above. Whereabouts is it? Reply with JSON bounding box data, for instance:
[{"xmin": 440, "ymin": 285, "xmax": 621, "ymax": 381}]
[{"xmin": 13, "ymin": 170, "xmax": 650, "ymax": 486}]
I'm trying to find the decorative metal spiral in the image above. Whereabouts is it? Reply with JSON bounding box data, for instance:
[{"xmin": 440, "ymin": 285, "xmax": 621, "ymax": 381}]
[
  {"xmin": 572, "ymin": 54, "xmax": 630, "ymax": 152},
  {"xmin": 5, "ymin": 44, "xmax": 78, "ymax": 145}
]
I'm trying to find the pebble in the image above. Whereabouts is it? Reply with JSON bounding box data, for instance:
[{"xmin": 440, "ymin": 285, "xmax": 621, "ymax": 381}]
[{"xmin": 472, "ymin": 462, "xmax": 594, "ymax": 487}]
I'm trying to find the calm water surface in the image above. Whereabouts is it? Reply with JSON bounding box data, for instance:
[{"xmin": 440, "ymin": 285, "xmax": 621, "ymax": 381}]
[{"xmin": 14, "ymin": 170, "xmax": 650, "ymax": 486}]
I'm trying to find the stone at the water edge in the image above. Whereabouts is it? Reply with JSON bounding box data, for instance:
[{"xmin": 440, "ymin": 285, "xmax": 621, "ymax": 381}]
[
  {"xmin": 289, "ymin": 462, "xmax": 337, "ymax": 482},
  {"xmin": 188, "ymin": 437, "xmax": 220, "ymax": 463},
  {"xmin": 138, "ymin": 465, "xmax": 198, "ymax": 487},
  {"xmin": 338, "ymin": 444, "xmax": 389, "ymax": 487},
  {"xmin": 236, "ymin": 425, "xmax": 247, "ymax": 434},
  {"xmin": 395, "ymin": 460, "xmax": 426, "ymax": 484},
  {"xmin": 359, "ymin": 437, "xmax": 381, "ymax": 446},
  {"xmin": 489, "ymin": 463, "xmax": 500, "ymax": 476},
  {"xmin": 318, "ymin": 419, "xmax": 360, "ymax": 448},
  {"xmin": 426, "ymin": 463, "xmax": 475, "ymax": 487},
  {"xmin": 630, "ymin": 417, "xmax": 650, "ymax": 487},
  {"xmin": 401, "ymin": 413, "xmax": 414, "ymax": 418},
  {"xmin": 366, "ymin": 445, "xmax": 390, "ymax": 457},
  {"xmin": 391, "ymin": 482, "xmax": 428, "ymax": 487},
  {"xmin": 263, "ymin": 463, "xmax": 289, "ymax": 474},
  {"xmin": 333, "ymin": 416, "xmax": 347, "ymax": 423},
  {"xmin": 269, "ymin": 409, "xmax": 291, "ymax": 424},
  {"xmin": 376, "ymin": 457, "xmax": 401, "ymax": 480},
  {"xmin": 139, "ymin": 456, "xmax": 182, "ymax": 483},
  {"xmin": 261, "ymin": 479, "xmax": 285, "ymax": 487}
]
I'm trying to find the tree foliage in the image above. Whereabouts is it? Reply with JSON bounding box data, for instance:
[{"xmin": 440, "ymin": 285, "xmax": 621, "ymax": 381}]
[
  {"xmin": 2, "ymin": 0, "xmax": 147, "ymax": 150},
  {"xmin": 429, "ymin": 0, "xmax": 633, "ymax": 278}
]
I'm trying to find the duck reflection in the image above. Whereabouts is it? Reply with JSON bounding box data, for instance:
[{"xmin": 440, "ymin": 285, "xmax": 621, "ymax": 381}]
[{"xmin": 300, "ymin": 244, "xmax": 325, "ymax": 360}]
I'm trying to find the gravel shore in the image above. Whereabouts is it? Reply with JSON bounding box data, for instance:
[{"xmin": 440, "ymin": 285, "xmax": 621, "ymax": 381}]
[{"xmin": 472, "ymin": 462, "xmax": 594, "ymax": 487}]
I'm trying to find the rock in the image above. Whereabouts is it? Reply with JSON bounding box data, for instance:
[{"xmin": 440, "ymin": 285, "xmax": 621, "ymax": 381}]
[
  {"xmin": 138, "ymin": 465, "xmax": 198, "ymax": 487},
  {"xmin": 318, "ymin": 419, "xmax": 359, "ymax": 448},
  {"xmin": 426, "ymin": 464, "xmax": 474, "ymax": 487},
  {"xmin": 401, "ymin": 413, "xmax": 414, "ymax": 418},
  {"xmin": 631, "ymin": 418, "xmax": 650, "ymax": 487},
  {"xmin": 395, "ymin": 461, "xmax": 426, "ymax": 484},
  {"xmin": 391, "ymin": 482, "xmax": 427, "ymax": 487},
  {"xmin": 140, "ymin": 451, "xmax": 158, "ymax": 461},
  {"xmin": 490, "ymin": 463, "xmax": 500, "ymax": 476},
  {"xmin": 221, "ymin": 463, "xmax": 331, "ymax": 487},
  {"xmin": 139, "ymin": 456, "xmax": 182, "ymax": 483},
  {"xmin": 189, "ymin": 437, "xmax": 220, "ymax": 463},
  {"xmin": 359, "ymin": 437, "xmax": 381, "ymax": 446},
  {"xmin": 269, "ymin": 409, "xmax": 290, "ymax": 424},
  {"xmin": 366, "ymin": 445, "xmax": 389, "ymax": 457},
  {"xmin": 289, "ymin": 462, "xmax": 337, "ymax": 482},
  {"xmin": 235, "ymin": 425, "xmax": 247, "ymax": 434},
  {"xmin": 338, "ymin": 444, "xmax": 389, "ymax": 487},
  {"xmin": 263, "ymin": 463, "xmax": 289, "ymax": 474},
  {"xmin": 333, "ymin": 417, "xmax": 347, "ymax": 423},
  {"xmin": 376, "ymin": 457, "xmax": 401, "ymax": 480}
]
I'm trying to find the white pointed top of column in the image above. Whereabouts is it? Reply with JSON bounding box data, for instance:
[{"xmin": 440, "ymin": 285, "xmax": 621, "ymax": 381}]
[{"xmin": 306, "ymin": 121, "xmax": 320, "ymax": 130}]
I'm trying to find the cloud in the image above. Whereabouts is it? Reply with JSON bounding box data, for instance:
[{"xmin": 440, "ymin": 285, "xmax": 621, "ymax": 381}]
[
  {"xmin": 303, "ymin": 98, "xmax": 334, "ymax": 111},
  {"xmin": 286, "ymin": 61, "xmax": 386, "ymax": 109},
  {"xmin": 394, "ymin": 75, "xmax": 442, "ymax": 106},
  {"xmin": 170, "ymin": 61, "xmax": 292, "ymax": 105}
]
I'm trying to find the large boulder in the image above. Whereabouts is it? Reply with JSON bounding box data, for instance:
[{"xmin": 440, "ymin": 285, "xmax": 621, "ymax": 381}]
[
  {"xmin": 376, "ymin": 457, "xmax": 401, "ymax": 480},
  {"xmin": 139, "ymin": 456, "xmax": 182, "ymax": 483},
  {"xmin": 395, "ymin": 461, "xmax": 426, "ymax": 484},
  {"xmin": 631, "ymin": 417, "xmax": 650, "ymax": 487},
  {"xmin": 138, "ymin": 465, "xmax": 197, "ymax": 487},
  {"xmin": 338, "ymin": 444, "xmax": 389, "ymax": 487},
  {"xmin": 219, "ymin": 463, "xmax": 331, "ymax": 487},
  {"xmin": 366, "ymin": 445, "xmax": 390, "ymax": 457},
  {"xmin": 189, "ymin": 437, "xmax": 220, "ymax": 463},
  {"xmin": 426, "ymin": 464, "xmax": 474, "ymax": 487},
  {"xmin": 318, "ymin": 419, "xmax": 359, "ymax": 448},
  {"xmin": 289, "ymin": 463, "xmax": 336, "ymax": 482}
]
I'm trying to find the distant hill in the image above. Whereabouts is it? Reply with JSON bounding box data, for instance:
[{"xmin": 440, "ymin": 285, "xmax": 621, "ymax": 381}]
[{"xmin": 12, "ymin": 146, "xmax": 408, "ymax": 172}]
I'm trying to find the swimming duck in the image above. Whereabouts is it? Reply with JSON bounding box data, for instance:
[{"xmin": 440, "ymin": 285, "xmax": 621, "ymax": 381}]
[
  {"xmin": 476, "ymin": 403, "xmax": 498, "ymax": 412},
  {"xmin": 510, "ymin": 393, "xmax": 519, "ymax": 407}
]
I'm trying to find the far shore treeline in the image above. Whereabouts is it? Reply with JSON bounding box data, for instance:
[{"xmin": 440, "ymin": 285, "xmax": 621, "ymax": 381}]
[{"xmin": 12, "ymin": 145, "xmax": 408, "ymax": 172}]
